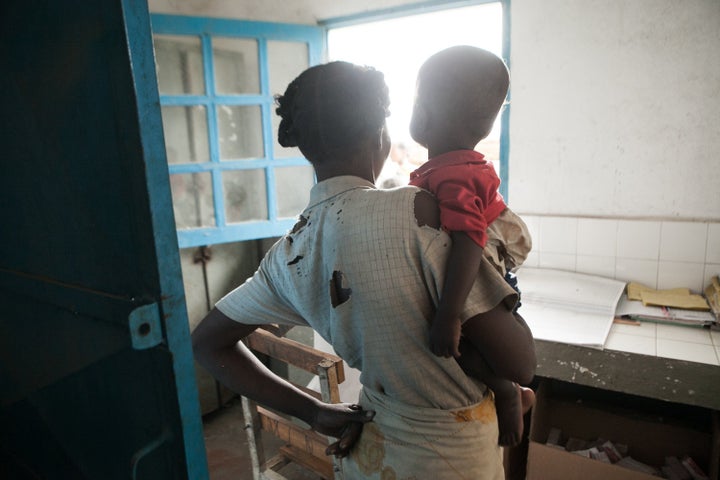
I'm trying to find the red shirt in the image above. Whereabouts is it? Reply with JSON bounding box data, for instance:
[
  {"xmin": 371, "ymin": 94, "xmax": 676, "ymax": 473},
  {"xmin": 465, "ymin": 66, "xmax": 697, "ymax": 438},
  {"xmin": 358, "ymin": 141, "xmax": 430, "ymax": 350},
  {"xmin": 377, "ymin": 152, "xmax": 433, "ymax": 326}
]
[{"xmin": 409, "ymin": 150, "xmax": 506, "ymax": 247}]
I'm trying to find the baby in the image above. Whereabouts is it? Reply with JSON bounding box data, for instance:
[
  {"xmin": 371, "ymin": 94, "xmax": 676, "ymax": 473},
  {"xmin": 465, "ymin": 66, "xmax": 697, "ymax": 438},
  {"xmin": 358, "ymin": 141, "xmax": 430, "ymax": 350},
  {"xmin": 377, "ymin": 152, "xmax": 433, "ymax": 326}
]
[{"xmin": 409, "ymin": 45, "xmax": 533, "ymax": 446}]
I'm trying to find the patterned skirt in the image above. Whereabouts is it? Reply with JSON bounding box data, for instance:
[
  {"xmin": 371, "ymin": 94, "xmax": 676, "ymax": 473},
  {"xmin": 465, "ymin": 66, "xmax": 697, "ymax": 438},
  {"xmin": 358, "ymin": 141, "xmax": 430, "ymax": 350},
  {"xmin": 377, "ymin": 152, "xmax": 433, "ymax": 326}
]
[{"xmin": 341, "ymin": 388, "xmax": 504, "ymax": 480}]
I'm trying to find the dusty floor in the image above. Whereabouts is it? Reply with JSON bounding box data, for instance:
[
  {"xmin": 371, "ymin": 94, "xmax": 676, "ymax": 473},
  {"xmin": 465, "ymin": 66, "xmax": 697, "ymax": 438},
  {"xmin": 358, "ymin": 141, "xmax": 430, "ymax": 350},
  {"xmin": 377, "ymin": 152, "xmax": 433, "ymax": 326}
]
[{"xmin": 203, "ymin": 397, "xmax": 325, "ymax": 480}]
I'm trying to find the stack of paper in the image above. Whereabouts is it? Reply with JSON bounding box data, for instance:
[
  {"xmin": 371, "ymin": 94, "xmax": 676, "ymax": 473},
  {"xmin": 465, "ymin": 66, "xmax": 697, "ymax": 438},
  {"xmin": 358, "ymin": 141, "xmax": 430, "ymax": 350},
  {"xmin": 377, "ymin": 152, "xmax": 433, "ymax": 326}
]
[
  {"xmin": 627, "ymin": 282, "xmax": 711, "ymax": 311},
  {"xmin": 516, "ymin": 268, "xmax": 626, "ymax": 348},
  {"xmin": 615, "ymin": 296, "xmax": 715, "ymax": 327},
  {"xmin": 615, "ymin": 282, "xmax": 716, "ymax": 327}
]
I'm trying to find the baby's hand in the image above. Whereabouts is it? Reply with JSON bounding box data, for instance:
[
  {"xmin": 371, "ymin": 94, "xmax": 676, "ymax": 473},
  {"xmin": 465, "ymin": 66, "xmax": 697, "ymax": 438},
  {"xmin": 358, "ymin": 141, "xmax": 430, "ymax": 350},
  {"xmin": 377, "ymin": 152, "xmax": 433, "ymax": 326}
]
[{"xmin": 429, "ymin": 317, "xmax": 462, "ymax": 358}]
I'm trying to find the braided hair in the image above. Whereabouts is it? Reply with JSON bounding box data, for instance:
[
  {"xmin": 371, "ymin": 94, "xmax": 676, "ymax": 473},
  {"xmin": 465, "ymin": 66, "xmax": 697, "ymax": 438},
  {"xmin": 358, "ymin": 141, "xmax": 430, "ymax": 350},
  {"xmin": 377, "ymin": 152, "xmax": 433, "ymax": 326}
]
[{"xmin": 275, "ymin": 61, "xmax": 390, "ymax": 163}]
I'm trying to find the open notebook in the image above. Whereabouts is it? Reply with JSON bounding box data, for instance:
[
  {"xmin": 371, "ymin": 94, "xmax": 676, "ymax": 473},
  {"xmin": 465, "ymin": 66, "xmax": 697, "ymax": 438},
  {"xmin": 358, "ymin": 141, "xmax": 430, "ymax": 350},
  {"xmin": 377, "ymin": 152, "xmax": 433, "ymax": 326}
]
[{"xmin": 516, "ymin": 268, "xmax": 626, "ymax": 348}]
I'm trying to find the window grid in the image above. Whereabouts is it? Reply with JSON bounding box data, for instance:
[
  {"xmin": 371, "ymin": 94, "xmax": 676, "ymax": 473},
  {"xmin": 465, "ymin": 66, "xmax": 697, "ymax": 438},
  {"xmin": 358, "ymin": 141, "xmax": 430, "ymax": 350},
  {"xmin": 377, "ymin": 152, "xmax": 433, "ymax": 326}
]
[{"xmin": 151, "ymin": 15, "xmax": 322, "ymax": 248}]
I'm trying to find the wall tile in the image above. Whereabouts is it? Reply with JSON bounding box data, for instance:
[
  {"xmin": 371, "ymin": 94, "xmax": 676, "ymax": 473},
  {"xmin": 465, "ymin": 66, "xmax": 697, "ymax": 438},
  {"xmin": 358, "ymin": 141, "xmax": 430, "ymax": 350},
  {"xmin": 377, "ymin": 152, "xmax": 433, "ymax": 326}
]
[
  {"xmin": 577, "ymin": 218, "xmax": 617, "ymax": 256},
  {"xmin": 539, "ymin": 216, "xmax": 577, "ymax": 254},
  {"xmin": 576, "ymin": 255, "xmax": 615, "ymax": 278},
  {"xmin": 659, "ymin": 221, "xmax": 707, "ymax": 263},
  {"xmin": 656, "ymin": 339, "xmax": 718, "ymax": 365},
  {"xmin": 656, "ymin": 323, "xmax": 712, "ymax": 344},
  {"xmin": 605, "ymin": 331, "xmax": 656, "ymax": 356},
  {"xmin": 521, "ymin": 214, "xmax": 541, "ymax": 251},
  {"xmin": 523, "ymin": 250, "xmax": 540, "ymax": 268},
  {"xmin": 657, "ymin": 261, "xmax": 706, "ymax": 292},
  {"xmin": 615, "ymin": 257, "xmax": 658, "ymax": 287},
  {"xmin": 538, "ymin": 252, "xmax": 576, "ymax": 271},
  {"xmin": 707, "ymin": 223, "xmax": 720, "ymax": 264},
  {"xmin": 617, "ymin": 220, "xmax": 661, "ymax": 260},
  {"xmin": 711, "ymin": 329, "xmax": 720, "ymax": 348},
  {"xmin": 611, "ymin": 321, "xmax": 656, "ymax": 338}
]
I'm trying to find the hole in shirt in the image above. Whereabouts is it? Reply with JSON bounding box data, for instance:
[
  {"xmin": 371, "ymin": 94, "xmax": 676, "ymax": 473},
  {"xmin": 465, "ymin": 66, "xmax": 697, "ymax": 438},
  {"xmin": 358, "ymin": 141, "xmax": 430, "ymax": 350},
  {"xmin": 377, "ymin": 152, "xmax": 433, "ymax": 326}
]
[
  {"xmin": 413, "ymin": 190, "xmax": 440, "ymax": 228},
  {"xmin": 330, "ymin": 270, "xmax": 352, "ymax": 308}
]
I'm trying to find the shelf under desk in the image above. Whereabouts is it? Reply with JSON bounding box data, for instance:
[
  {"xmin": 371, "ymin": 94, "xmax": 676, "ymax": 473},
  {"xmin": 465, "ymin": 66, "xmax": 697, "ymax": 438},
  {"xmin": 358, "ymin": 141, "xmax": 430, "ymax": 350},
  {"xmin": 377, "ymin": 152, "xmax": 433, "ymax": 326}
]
[
  {"xmin": 532, "ymin": 334, "xmax": 720, "ymax": 480},
  {"xmin": 535, "ymin": 338, "xmax": 720, "ymax": 411},
  {"xmin": 534, "ymin": 319, "xmax": 720, "ymax": 411}
]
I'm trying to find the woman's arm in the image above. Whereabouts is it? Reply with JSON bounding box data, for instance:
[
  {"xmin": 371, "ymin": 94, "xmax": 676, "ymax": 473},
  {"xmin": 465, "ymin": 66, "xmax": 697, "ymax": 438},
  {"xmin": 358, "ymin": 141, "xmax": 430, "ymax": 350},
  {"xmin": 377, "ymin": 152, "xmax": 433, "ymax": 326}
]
[{"xmin": 191, "ymin": 307, "xmax": 374, "ymax": 456}]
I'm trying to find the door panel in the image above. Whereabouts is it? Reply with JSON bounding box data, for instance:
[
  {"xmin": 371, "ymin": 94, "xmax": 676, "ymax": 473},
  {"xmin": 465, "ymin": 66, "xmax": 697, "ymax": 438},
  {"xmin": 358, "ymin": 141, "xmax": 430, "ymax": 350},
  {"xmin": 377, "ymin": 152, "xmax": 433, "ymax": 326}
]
[{"xmin": 0, "ymin": 1, "xmax": 206, "ymax": 478}]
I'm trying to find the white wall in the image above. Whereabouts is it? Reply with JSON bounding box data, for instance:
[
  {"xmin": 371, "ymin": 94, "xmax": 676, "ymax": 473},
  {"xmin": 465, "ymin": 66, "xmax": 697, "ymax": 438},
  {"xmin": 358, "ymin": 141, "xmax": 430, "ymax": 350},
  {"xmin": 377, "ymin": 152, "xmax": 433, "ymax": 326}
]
[
  {"xmin": 508, "ymin": 0, "xmax": 719, "ymax": 292},
  {"xmin": 509, "ymin": 0, "xmax": 720, "ymax": 220}
]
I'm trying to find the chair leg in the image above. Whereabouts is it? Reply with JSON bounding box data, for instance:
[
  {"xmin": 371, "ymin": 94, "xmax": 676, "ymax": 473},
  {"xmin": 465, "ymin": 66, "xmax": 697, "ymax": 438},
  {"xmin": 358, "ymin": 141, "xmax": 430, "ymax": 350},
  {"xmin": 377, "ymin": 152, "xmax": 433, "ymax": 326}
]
[{"xmin": 242, "ymin": 396, "xmax": 265, "ymax": 480}]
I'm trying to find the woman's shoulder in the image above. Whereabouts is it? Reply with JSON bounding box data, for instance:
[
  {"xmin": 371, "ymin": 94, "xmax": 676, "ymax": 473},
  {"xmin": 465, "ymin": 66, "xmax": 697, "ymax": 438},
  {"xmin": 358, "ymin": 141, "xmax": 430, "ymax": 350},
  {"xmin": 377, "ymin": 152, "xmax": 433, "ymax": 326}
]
[{"xmin": 373, "ymin": 185, "xmax": 440, "ymax": 229}]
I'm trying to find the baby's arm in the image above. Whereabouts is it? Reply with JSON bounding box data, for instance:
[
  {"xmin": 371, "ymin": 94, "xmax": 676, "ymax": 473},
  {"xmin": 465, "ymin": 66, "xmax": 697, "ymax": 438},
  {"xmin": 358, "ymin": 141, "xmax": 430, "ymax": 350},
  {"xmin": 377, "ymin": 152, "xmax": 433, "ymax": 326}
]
[{"xmin": 431, "ymin": 231, "xmax": 484, "ymax": 357}]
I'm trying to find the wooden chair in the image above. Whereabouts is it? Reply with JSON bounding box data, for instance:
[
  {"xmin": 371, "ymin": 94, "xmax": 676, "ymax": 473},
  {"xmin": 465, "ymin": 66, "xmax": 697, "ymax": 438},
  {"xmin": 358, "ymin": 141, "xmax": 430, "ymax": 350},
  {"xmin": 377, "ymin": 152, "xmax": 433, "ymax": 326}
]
[{"xmin": 241, "ymin": 327, "xmax": 346, "ymax": 480}]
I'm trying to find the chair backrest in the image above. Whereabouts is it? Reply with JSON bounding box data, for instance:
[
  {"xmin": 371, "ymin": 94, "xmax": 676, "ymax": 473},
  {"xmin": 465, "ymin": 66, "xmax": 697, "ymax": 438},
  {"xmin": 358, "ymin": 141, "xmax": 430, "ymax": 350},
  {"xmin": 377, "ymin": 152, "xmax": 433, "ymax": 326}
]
[{"xmin": 241, "ymin": 327, "xmax": 345, "ymax": 480}]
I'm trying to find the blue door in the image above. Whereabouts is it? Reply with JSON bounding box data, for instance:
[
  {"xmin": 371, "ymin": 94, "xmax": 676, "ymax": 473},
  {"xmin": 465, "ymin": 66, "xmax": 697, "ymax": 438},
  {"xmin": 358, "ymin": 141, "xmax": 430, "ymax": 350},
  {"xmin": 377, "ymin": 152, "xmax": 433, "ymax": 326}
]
[{"xmin": 0, "ymin": 1, "xmax": 207, "ymax": 478}]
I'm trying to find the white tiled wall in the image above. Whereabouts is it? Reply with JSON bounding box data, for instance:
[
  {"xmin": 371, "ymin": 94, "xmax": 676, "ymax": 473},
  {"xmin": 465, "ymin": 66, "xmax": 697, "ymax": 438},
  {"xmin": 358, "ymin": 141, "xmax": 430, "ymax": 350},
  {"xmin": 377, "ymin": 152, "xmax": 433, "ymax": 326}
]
[
  {"xmin": 605, "ymin": 321, "xmax": 720, "ymax": 366},
  {"xmin": 520, "ymin": 215, "xmax": 720, "ymax": 293}
]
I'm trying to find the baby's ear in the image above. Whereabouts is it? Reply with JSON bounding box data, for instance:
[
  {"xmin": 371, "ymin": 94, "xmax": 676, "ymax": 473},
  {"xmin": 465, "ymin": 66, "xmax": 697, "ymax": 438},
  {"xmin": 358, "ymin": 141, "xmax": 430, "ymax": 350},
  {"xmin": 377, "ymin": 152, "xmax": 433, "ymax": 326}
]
[{"xmin": 410, "ymin": 103, "xmax": 430, "ymax": 144}]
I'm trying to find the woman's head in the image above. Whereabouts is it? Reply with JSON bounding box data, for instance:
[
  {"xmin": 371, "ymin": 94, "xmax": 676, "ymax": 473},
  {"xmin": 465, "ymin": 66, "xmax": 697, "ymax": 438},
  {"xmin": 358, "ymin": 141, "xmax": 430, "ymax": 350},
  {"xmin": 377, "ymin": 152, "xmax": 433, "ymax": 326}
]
[{"xmin": 275, "ymin": 62, "xmax": 390, "ymax": 166}]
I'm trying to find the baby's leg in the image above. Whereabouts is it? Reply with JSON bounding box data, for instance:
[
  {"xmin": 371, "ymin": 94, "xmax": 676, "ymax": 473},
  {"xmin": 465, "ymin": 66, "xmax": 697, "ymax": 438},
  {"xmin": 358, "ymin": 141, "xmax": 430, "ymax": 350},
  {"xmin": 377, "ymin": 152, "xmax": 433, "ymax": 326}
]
[
  {"xmin": 484, "ymin": 376, "xmax": 523, "ymax": 447},
  {"xmin": 457, "ymin": 341, "xmax": 535, "ymax": 446}
]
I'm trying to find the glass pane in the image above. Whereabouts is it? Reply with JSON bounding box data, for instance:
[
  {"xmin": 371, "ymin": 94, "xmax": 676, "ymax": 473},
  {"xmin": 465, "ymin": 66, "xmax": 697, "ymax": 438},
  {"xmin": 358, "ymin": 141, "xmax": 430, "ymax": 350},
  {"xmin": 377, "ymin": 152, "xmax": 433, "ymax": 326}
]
[
  {"xmin": 217, "ymin": 105, "xmax": 264, "ymax": 160},
  {"xmin": 268, "ymin": 41, "xmax": 309, "ymax": 98},
  {"xmin": 161, "ymin": 106, "xmax": 209, "ymax": 164},
  {"xmin": 213, "ymin": 37, "xmax": 259, "ymax": 94},
  {"xmin": 153, "ymin": 35, "xmax": 205, "ymax": 95},
  {"xmin": 268, "ymin": 41, "xmax": 309, "ymax": 159},
  {"xmin": 275, "ymin": 166, "xmax": 314, "ymax": 218},
  {"xmin": 169, "ymin": 172, "xmax": 215, "ymax": 229},
  {"xmin": 223, "ymin": 169, "xmax": 268, "ymax": 222}
]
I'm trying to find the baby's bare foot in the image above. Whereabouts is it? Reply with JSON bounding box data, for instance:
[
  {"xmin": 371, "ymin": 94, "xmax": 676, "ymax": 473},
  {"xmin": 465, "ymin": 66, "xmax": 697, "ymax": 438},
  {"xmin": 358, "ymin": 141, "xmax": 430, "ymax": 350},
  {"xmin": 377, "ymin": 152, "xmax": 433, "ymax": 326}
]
[
  {"xmin": 496, "ymin": 384, "xmax": 534, "ymax": 446},
  {"xmin": 520, "ymin": 386, "xmax": 536, "ymax": 414}
]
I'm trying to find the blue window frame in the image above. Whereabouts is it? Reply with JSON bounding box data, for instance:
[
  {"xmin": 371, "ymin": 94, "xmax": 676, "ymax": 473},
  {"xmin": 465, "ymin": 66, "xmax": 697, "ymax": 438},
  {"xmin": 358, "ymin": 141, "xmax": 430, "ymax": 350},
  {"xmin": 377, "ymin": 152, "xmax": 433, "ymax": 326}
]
[{"xmin": 150, "ymin": 15, "xmax": 323, "ymax": 248}]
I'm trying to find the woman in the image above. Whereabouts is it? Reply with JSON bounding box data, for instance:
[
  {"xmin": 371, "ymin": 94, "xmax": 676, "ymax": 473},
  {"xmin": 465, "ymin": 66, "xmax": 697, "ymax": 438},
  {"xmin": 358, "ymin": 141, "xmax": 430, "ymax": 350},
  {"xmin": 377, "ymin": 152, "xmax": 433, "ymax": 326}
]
[{"xmin": 192, "ymin": 61, "xmax": 535, "ymax": 479}]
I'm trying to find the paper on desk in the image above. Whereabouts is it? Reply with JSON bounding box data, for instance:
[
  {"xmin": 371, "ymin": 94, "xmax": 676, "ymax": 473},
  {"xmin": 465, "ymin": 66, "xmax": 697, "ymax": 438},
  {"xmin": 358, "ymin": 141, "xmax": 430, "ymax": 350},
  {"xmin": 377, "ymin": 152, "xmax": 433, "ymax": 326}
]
[
  {"xmin": 516, "ymin": 268, "xmax": 626, "ymax": 348},
  {"xmin": 626, "ymin": 281, "xmax": 710, "ymax": 311},
  {"xmin": 626, "ymin": 282, "xmax": 690, "ymax": 301},
  {"xmin": 616, "ymin": 295, "xmax": 716, "ymax": 326},
  {"xmin": 640, "ymin": 291, "xmax": 710, "ymax": 311}
]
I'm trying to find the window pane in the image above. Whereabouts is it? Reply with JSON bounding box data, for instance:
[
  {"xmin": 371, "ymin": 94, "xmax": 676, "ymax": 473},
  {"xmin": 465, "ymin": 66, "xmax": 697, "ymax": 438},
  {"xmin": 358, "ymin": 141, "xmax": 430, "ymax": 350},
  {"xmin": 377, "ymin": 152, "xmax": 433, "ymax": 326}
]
[
  {"xmin": 268, "ymin": 41, "xmax": 309, "ymax": 159},
  {"xmin": 169, "ymin": 172, "xmax": 215, "ymax": 229},
  {"xmin": 153, "ymin": 35, "xmax": 205, "ymax": 95},
  {"xmin": 161, "ymin": 106, "xmax": 209, "ymax": 164},
  {"xmin": 213, "ymin": 38, "xmax": 260, "ymax": 94},
  {"xmin": 268, "ymin": 41, "xmax": 309, "ymax": 98},
  {"xmin": 217, "ymin": 105, "xmax": 264, "ymax": 160},
  {"xmin": 223, "ymin": 169, "xmax": 268, "ymax": 222},
  {"xmin": 275, "ymin": 166, "xmax": 314, "ymax": 218}
]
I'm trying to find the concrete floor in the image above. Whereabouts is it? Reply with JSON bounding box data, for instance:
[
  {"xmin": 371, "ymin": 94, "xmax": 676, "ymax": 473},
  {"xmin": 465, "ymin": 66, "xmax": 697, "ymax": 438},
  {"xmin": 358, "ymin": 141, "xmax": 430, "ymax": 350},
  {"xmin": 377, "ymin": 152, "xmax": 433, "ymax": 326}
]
[{"xmin": 203, "ymin": 397, "xmax": 325, "ymax": 480}]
